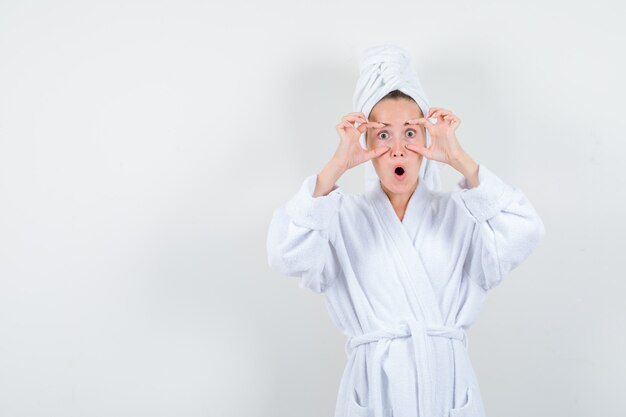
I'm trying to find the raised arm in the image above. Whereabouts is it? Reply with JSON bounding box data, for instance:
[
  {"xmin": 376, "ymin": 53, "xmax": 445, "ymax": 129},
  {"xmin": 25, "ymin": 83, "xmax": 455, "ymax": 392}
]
[
  {"xmin": 404, "ymin": 107, "xmax": 545, "ymax": 291},
  {"xmin": 266, "ymin": 162, "xmax": 345, "ymax": 293},
  {"xmin": 453, "ymin": 163, "xmax": 546, "ymax": 291},
  {"xmin": 266, "ymin": 111, "xmax": 390, "ymax": 293}
]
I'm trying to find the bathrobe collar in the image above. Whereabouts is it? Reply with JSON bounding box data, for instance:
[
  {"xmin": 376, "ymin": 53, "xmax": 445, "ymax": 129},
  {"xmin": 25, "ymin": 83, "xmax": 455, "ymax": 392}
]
[
  {"xmin": 365, "ymin": 176, "xmax": 443, "ymax": 326},
  {"xmin": 365, "ymin": 176, "xmax": 433, "ymax": 242}
]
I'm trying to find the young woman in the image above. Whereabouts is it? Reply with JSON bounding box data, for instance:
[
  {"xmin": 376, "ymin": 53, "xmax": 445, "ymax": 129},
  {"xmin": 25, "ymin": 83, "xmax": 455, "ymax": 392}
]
[{"xmin": 267, "ymin": 46, "xmax": 545, "ymax": 417}]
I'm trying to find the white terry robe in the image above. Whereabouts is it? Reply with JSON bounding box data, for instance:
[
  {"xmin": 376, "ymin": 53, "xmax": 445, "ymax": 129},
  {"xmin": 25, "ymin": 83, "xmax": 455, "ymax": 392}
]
[{"xmin": 266, "ymin": 164, "xmax": 545, "ymax": 417}]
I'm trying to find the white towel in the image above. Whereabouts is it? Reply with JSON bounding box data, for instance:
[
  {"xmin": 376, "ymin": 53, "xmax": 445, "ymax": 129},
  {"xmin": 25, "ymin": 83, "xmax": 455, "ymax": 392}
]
[{"xmin": 352, "ymin": 44, "xmax": 443, "ymax": 192}]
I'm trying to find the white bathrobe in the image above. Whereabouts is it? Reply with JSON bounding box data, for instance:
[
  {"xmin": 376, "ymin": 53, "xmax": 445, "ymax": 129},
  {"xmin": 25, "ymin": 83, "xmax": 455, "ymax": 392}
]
[{"xmin": 266, "ymin": 164, "xmax": 545, "ymax": 417}]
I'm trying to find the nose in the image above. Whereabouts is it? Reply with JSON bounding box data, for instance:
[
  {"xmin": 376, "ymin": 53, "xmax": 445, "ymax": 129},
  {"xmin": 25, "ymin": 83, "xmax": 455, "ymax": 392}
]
[{"xmin": 389, "ymin": 137, "xmax": 406, "ymax": 158}]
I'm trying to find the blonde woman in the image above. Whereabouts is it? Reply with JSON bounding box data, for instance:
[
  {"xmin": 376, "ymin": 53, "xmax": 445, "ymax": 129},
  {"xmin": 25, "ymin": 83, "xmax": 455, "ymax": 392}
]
[{"xmin": 267, "ymin": 45, "xmax": 545, "ymax": 417}]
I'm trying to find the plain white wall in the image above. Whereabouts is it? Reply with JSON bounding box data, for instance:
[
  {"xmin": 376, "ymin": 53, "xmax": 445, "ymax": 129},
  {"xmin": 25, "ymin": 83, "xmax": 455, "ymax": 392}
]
[{"xmin": 1, "ymin": 0, "xmax": 623, "ymax": 416}]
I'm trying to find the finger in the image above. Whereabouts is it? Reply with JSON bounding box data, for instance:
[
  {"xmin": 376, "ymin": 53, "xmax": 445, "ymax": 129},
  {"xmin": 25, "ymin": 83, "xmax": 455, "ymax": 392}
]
[
  {"xmin": 342, "ymin": 122, "xmax": 355, "ymax": 131},
  {"xmin": 335, "ymin": 121, "xmax": 354, "ymax": 134},
  {"xmin": 433, "ymin": 111, "xmax": 451, "ymax": 119},
  {"xmin": 406, "ymin": 117, "xmax": 435, "ymax": 129},
  {"xmin": 342, "ymin": 112, "xmax": 368, "ymax": 119},
  {"xmin": 342, "ymin": 113, "xmax": 368, "ymax": 124},
  {"xmin": 428, "ymin": 107, "xmax": 453, "ymax": 119},
  {"xmin": 366, "ymin": 146, "xmax": 391, "ymax": 160},
  {"xmin": 344, "ymin": 118, "xmax": 367, "ymax": 127},
  {"xmin": 357, "ymin": 121, "xmax": 385, "ymax": 134},
  {"xmin": 336, "ymin": 120, "xmax": 377, "ymax": 137},
  {"xmin": 405, "ymin": 143, "xmax": 431, "ymax": 159},
  {"xmin": 426, "ymin": 107, "xmax": 443, "ymax": 118},
  {"xmin": 341, "ymin": 117, "xmax": 367, "ymax": 127},
  {"xmin": 442, "ymin": 114, "xmax": 461, "ymax": 126},
  {"xmin": 441, "ymin": 112, "xmax": 458, "ymax": 120}
]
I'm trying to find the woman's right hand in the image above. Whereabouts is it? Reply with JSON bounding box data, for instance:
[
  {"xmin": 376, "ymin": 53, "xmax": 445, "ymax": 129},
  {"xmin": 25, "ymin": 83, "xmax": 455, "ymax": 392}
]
[{"xmin": 332, "ymin": 112, "xmax": 390, "ymax": 172}]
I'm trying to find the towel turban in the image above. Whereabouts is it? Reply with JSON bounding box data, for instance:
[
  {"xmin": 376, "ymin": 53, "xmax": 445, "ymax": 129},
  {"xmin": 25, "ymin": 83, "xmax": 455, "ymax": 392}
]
[{"xmin": 352, "ymin": 44, "xmax": 442, "ymax": 192}]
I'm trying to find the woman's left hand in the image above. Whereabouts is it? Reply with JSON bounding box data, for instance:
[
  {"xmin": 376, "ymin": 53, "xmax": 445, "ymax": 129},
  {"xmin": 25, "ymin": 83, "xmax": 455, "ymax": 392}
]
[{"xmin": 404, "ymin": 107, "xmax": 467, "ymax": 166}]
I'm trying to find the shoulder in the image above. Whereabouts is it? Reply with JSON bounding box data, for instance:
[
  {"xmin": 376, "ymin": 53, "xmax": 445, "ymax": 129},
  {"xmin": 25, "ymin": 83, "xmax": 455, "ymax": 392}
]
[
  {"xmin": 425, "ymin": 188, "xmax": 475, "ymax": 232},
  {"xmin": 330, "ymin": 190, "xmax": 380, "ymax": 239},
  {"xmin": 336, "ymin": 191, "xmax": 375, "ymax": 221}
]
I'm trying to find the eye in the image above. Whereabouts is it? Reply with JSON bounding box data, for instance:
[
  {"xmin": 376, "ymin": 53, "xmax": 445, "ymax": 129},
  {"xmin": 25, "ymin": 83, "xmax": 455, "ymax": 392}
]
[
  {"xmin": 406, "ymin": 129, "xmax": 416, "ymax": 138},
  {"xmin": 378, "ymin": 131, "xmax": 390, "ymax": 140}
]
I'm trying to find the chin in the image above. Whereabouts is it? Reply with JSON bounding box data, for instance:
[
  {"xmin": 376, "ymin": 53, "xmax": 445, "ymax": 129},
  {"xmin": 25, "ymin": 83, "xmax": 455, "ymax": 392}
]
[{"xmin": 381, "ymin": 176, "xmax": 419, "ymax": 194}]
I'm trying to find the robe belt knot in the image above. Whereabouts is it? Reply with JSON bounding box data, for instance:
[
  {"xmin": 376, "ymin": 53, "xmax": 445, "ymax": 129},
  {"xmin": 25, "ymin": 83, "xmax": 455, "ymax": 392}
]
[
  {"xmin": 344, "ymin": 320, "xmax": 467, "ymax": 417},
  {"xmin": 345, "ymin": 322, "xmax": 467, "ymax": 356}
]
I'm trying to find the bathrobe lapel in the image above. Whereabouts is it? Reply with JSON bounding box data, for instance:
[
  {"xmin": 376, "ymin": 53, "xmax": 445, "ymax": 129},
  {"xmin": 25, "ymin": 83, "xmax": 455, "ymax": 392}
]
[
  {"xmin": 364, "ymin": 178, "xmax": 448, "ymax": 416},
  {"xmin": 366, "ymin": 178, "xmax": 444, "ymax": 326}
]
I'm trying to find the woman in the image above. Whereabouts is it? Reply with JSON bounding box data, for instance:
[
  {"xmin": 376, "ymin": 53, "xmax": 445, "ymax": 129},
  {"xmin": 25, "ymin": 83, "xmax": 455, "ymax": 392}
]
[{"xmin": 266, "ymin": 45, "xmax": 545, "ymax": 417}]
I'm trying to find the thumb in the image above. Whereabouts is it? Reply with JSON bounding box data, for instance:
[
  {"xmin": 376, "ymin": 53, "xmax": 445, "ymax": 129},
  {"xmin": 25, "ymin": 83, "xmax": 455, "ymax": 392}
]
[
  {"xmin": 405, "ymin": 143, "xmax": 431, "ymax": 158},
  {"xmin": 366, "ymin": 146, "xmax": 391, "ymax": 161}
]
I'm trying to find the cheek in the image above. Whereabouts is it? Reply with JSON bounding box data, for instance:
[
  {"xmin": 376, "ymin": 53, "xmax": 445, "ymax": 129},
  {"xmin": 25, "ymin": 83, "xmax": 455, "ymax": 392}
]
[{"xmin": 407, "ymin": 136, "xmax": 426, "ymax": 155}]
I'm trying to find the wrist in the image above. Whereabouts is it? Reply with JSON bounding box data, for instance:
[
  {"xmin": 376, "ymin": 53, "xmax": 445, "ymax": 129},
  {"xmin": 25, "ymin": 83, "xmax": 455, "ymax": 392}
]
[
  {"xmin": 326, "ymin": 158, "xmax": 348, "ymax": 177},
  {"xmin": 451, "ymin": 152, "xmax": 474, "ymax": 173},
  {"xmin": 314, "ymin": 160, "xmax": 345, "ymax": 197},
  {"xmin": 451, "ymin": 152, "xmax": 480, "ymax": 188}
]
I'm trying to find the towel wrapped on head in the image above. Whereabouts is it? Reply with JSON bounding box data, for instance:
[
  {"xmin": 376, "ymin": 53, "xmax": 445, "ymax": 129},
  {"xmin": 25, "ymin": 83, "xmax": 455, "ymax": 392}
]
[{"xmin": 352, "ymin": 44, "xmax": 442, "ymax": 192}]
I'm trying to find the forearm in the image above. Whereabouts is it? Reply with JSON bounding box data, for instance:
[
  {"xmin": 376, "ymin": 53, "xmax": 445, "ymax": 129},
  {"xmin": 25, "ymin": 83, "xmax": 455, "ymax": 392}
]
[
  {"xmin": 451, "ymin": 151, "xmax": 480, "ymax": 189},
  {"xmin": 314, "ymin": 159, "xmax": 346, "ymax": 197}
]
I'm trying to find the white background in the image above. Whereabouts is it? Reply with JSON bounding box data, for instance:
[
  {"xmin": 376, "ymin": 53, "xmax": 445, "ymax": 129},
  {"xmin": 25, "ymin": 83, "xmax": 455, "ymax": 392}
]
[{"xmin": 1, "ymin": 1, "xmax": 624, "ymax": 416}]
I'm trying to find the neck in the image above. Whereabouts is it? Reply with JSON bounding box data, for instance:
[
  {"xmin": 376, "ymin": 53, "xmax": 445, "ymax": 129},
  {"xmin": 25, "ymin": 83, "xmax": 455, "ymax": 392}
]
[{"xmin": 381, "ymin": 179, "xmax": 419, "ymax": 220}]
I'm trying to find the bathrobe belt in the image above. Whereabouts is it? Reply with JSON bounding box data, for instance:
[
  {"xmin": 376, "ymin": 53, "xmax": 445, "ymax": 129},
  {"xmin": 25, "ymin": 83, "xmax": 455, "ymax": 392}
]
[{"xmin": 345, "ymin": 320, "xmax": 468, "ymax": 417}]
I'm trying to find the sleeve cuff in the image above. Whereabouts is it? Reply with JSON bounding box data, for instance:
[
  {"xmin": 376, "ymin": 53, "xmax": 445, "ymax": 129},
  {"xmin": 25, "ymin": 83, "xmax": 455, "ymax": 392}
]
[
  {"xmin": 284, "ymin": 174, "xmax": 343, "ymax": 230},
  {"xmin": 455, "ymin": 164, "xmax": 515, "ymax": 223}
]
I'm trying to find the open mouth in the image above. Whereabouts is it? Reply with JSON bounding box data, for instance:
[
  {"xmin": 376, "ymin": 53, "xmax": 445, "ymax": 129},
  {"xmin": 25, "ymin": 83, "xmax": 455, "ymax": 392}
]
[{"xmin": 393, "ymin": 166, "xmax": 406, "ymax": 180}]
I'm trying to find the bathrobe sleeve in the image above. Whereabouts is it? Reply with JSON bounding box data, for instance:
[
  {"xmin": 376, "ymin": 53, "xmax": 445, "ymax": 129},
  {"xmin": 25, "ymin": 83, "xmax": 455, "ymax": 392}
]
[
  {"xmin": 266, "ymin": 174, "xmax": 343, "ymax": 293},
  {"xmin": 453, "ymin": 164, "xmax": 546, "ymax": 291}
]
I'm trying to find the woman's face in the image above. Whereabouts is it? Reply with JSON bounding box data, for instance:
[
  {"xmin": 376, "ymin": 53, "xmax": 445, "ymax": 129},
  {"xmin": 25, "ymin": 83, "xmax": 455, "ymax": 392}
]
[{"xmin": 366, "ymin": 98, "xmax": 426, "ymax": 195}]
